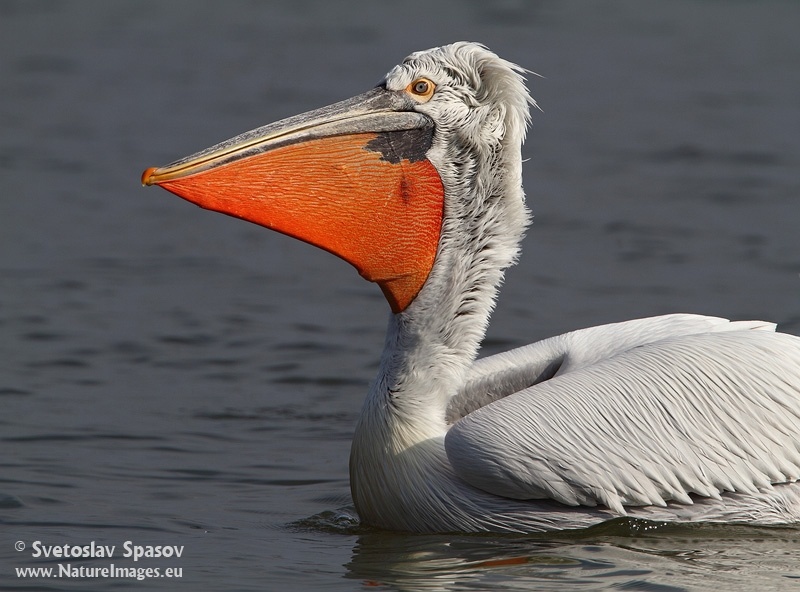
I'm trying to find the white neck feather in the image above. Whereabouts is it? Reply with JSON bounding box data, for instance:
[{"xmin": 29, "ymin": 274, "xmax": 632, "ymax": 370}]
[
  {"xmin": 373, "ymin": 146, "xmax": 528, "ymax": 424},
  {"xmin": 349, "ymin": 42, "xmax": 533, "ymax": 525}
]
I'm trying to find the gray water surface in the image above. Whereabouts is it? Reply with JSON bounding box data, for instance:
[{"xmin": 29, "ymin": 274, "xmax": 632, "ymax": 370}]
[{"xmin": 2, "ymin": 1, "xmax": 800, "ymax": 590}]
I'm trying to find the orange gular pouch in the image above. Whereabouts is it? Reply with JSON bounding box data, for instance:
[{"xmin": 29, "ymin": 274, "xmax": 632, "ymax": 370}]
[{"xmin": 152, "ymin": 128, "xmax": 444, "ymax": 312}]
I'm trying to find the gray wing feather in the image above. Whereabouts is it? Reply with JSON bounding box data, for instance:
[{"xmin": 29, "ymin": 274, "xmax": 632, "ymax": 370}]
[
  {"xmin": 446, "ymin": 325, "xmax": 800, "ymax": 515},
  {"xmin": 448, "ymin": 314, "xmax": 775, "ymax": 422}
]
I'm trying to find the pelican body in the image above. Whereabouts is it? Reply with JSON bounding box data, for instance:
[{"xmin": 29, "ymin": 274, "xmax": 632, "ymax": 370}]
[{"xmin": 143, "ymin": 43, "xmax": 800, "ymax": 533}]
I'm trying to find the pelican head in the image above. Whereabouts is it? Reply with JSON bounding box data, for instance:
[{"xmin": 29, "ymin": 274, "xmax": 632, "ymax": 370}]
[{"xmin": 143, "ymin": 42, "xmax": 534, "ymax": 316}]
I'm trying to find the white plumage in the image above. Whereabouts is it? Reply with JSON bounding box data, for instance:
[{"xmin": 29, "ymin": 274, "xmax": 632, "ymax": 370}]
[
  {"xmin": 349, "ymin": 43, "xmax": 800, "ymax": 532},
  {"xmin": 449, "ymin": 323, "xmax": 800, "ymax": 513},
  {"xmin": 145, "ymin": 42, "xmax": 800, "ymax": 533}
]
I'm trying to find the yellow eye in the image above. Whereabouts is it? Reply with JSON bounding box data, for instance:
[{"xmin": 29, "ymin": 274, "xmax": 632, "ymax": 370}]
[{"xmin": 406, "ymin": 78, "xmax": 435, "ymax": 101}]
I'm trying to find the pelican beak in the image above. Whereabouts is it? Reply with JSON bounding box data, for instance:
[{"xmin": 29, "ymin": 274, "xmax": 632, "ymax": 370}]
[{"xmin": 142, "ymin": 87, "xmax": 444, "ymax": 313}]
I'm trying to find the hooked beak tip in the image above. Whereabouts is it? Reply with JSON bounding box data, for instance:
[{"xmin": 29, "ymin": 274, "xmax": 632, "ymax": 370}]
[{"xmin": 141, "ymin": 166, "xmax": 158, "ymax": 186}]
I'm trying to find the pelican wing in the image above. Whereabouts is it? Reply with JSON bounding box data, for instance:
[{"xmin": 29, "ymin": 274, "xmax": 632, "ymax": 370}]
[{"xmin": 446, "ymin": 315, "xmax": 800, "ymax": 514}]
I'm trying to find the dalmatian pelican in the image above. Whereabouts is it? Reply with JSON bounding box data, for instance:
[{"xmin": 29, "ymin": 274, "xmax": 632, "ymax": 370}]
[{"xmin": 142, "ymin": 42, "xmax": 800, "ymax": 533}]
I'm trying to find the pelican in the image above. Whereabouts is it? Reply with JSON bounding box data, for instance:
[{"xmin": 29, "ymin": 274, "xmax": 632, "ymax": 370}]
[{"xmin": 142, "ymin": 42, "xmax": 800, "ymax": 533}]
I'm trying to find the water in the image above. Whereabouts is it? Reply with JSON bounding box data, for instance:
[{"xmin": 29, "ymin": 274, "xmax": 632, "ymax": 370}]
[{"xmin": 1, "ymin": 1, "xmax": 799, "ymax": 590}]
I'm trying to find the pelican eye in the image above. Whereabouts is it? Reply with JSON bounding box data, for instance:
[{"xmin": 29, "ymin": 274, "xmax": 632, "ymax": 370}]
[{"xmin": 406, "ymin": 78, "xmax": 435, "ymax": 101}]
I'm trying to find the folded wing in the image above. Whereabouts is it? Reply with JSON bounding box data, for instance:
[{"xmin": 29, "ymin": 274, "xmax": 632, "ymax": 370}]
[{"xmin": 446, "ymin": 316, "xmax": 800, "ymax": 514}]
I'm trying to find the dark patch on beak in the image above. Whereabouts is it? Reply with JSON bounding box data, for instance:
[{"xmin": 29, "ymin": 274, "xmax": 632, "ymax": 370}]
[{"xmin": 365, "ymin": 126, "xmax": 434, "ymax": 164}]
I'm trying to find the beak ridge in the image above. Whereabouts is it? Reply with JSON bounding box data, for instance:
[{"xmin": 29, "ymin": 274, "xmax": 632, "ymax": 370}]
[{"xmin": 144, "ymin": 87, "xmax": 430, "ymax": 184}]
